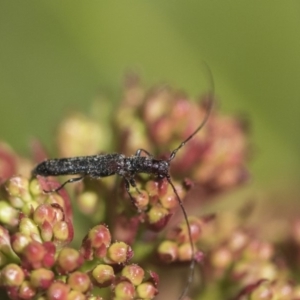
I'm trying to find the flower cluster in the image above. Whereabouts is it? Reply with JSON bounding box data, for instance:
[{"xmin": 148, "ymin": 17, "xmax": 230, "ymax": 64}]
[
  {"xmin": 199, "ymin": 212, "xmax": 300, "ymax": 299},
  {"xmin": 0, "ymin": 175, "xmax": 158, "ymax": 299},
  {"xmin": 1, "ymin": 74, "xmax": 282, "ymax": 300}
]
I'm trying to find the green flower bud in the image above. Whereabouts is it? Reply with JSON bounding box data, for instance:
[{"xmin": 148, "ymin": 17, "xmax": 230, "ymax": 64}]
[
  {"xmin": 11, "ymin": 232, "xmax": 31, "ymax": 254},
  {"xmin": 77, "ymin": 191, "xmax": 99, "ymax": 215},
  {"xmin": 121, "ymin": 264, "xmax": 144, "ymax": 286},
  {"xmin": 19, "ymin": 217, "xmax": 42, "ymax": 242},
  {"xmin": 67, "ymin": 290, "xmax": 86, "ymax": 300},
  {"xmin": 107, "ymin": 242, "xmax": 131, "ymax": 264},
  {"xmin": 158, "ymin": 240, "xmax": 178, "ymax": 263},
  {"xmin": 29, "ymin": 178, "xmax": 43, "ymax": 196},
  {"xmin": 53, "ymin": 221, "xmax": 69, "ymax": 241},
  {"xmin": 5, "ymin": 176, "xmax": 32, "ymax": 204},
  {"xmin": 30, "ymin": 268, "xmax": 55, "ymax": 289},
  {"xmin": 92, "ymin": 264, "xmax": 115, "ymax": 286},
  {"xmin": 147, "ymin": 205, "xmax": 171, "ymax": 231},
  {"xmin": 0, "ymin": 201, "xmax": 19, "ymax": 227}
]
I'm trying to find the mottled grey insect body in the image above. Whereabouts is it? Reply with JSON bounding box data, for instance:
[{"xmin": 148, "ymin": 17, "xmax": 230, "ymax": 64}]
[{"xmin": 32, "ymin": 153, "xmax": 170, "ymax": 185}]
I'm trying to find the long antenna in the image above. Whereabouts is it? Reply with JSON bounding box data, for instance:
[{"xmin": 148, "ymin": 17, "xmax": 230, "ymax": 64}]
[
  {"xmin": 168, "ymin": 63, "xmax": 214, "ymax": 162},
  {"xmin": 167, "ymin": 63, "xmax": 215, "ymax": 299},
  {"xmin": 167, "ymin": 177, "xmax": 196, "ymax": 300}
]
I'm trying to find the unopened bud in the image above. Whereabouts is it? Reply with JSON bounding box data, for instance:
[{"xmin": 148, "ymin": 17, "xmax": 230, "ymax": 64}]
[
  {"xmin": 121, "ymin": 264, "xmax": 144, "ymax": 286},
  {"xmin": 114, "ymin": 280, "xmax": 135, "ymax": 299},
  {"xmin": 18, "ymin": 280, "xmax": 36, "ymax": 299},
  {"xmin": 158, "ymin": 240, "xmax": 178, "ymax": 263},
  {"xmin": 92, "ymin": 264, "xmax": 115, "ymax": 286},
  {"xmin": 67, "ymin": 271, "xmax": 91, "ymax": 293},
  {"xmin": 178, "ymin": 242, "xmax": 193, "ymax": 262},
  {"xmin": 57, "ymin": 248, "xmax": 83, "ymax": 274},
  {"xmin": 30, "ymin": 268, "xmax": 54, "ymax": 289},
  {"xmin": 107, "ymin": 242, "xmax": 132, "ymax": 264},
  {"xmin": 136, "ymin": 281, "xmax": 158, "ymax": 299},
  {"xmin": 147, "ymin": 205, "xmax": 171, "ymax": 231},
  {"xmin": 19, "ymin": 217, "xmax": 42, "ymax": 242},
  {"xmin": 1, "ymin": 264, "xmax": 25, "ymax": 286},
  {"xmin": 88, "ymin": 225, "xmax": 111, "ymax": 249},
  {"xmin": 0, "ymin": 201, "xmax": 19, "ymax": 227},
  {"xmin": 53, "ymin": 221, "xmax": 70, "ymax": 242},
  {"xmin": 67, "ymin": 290, "xmax": 86, "ymax": 300},
  {"xmin": 47, "ymin": 281, "xmax": 70, "ymax": 300},
  {"xmin": 5, "ymin": 176, "xmax": 32, "ymax": 204}
]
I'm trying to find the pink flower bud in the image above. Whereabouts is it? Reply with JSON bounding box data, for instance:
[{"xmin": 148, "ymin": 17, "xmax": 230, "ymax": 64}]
[
  {"xmin": 23, "ymin": 241, "xmax": 46, "ymax": 269},
  {"xmin": 67, "ymin": 271, "xmax": 91, "ymax": 293},
  {"xmin": 47, "ymin": 281, "xmax": 70, "ymax": 300},
  {"xmin": 56, "ymin": 248, "xmax": 83, "ymax": 274},
  {"xmin": 88, "ymin": 225, "xmax": 111, "ymax": 249},
  {"xmin": 114, "ymin": 280, "xmax": 135, "ymax": 299}
]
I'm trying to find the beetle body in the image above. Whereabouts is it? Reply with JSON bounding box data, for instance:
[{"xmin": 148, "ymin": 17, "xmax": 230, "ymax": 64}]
[{"xmin": 33, "ymin": 153, "xmax": 170, "ymax": 181}]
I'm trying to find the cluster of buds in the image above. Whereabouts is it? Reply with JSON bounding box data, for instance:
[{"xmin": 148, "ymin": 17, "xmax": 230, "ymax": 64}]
[
  {"xmin": 0, "ymin": 74, "xmax": 255, "ymax": 299},
  {"xmin": 115, "ymin": 73, "xmax": 249, "ymax": 191},
  {"xmin": 157, "ymin": 216, "xmax": 205, "ymax": 264},
  {"xmin": 0, "ymin": 175, "xmax": 158, "ymax": 299},
  {"xmin": 187, "ymin": 211, "xmax": 300, "ymax": 299}
]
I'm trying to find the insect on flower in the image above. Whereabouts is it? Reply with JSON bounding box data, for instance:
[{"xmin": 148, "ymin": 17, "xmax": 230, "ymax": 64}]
[{"xmin": 32, "ymin": 66, "xmax": 214, "ymax": 300}]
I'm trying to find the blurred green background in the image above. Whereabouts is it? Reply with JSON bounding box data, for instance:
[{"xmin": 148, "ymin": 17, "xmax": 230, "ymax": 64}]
[{"xmin": 0, "ymin": 2, "xmax": 299, "ymax": 197}]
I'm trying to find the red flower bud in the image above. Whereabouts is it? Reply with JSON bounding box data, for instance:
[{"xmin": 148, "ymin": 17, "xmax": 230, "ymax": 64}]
[
  {"xmin": 47, "ymin": 281, "xmax": 70, "ymax": 300},
  {"xmin": 23, "ymin": 241, "xmax": 46, "ymax": 269}
]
